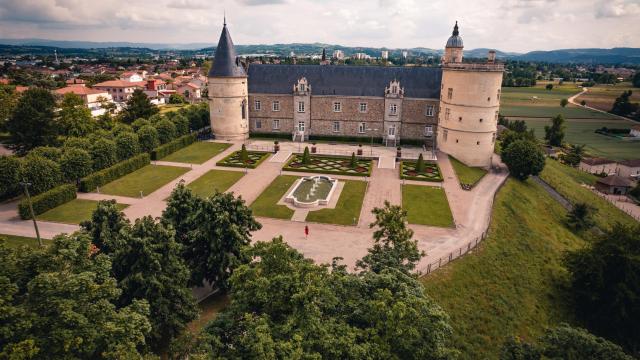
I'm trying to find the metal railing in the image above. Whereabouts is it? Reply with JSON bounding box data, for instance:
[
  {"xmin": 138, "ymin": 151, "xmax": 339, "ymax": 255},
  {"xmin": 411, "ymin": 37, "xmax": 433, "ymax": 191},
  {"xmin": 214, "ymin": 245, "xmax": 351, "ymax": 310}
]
[
  {"xmin": 589, "ymin": 187, "xmax": 640, "ymax": 222},
  {"xmin": 421, "ymin": 229, "xmax": 490, "ymax": 275}
]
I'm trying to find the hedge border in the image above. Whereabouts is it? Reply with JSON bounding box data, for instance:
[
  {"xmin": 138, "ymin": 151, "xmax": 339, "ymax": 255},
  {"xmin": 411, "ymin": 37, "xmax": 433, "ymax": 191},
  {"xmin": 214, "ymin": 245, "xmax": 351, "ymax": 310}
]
[
  {"xmin": 283, "ymin": 154, "xmax": 373, "ymax": 177},
  {"xmin": 19, "ymin": 184, "xmax": 76, "ymax": 220},
  {"xmin": 79, "ymin": 153, "xmax": 150, "ymax": 192},
  {"xmin": 399, "ymin": 161, "xmax": 444, "ymax": 182},
  {"xmin": 150, "ymin": 133, "xmax": 198, "ymax": 160},
  {"xmin": 215, "ymin": 151, "xmax": 271, "ymax": 169}
]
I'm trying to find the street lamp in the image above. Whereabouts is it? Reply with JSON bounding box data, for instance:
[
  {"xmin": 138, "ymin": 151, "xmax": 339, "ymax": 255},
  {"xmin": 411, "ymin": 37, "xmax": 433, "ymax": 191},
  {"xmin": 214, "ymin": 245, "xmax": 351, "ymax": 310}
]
[
  {"xmin": 366, "ymin": 128, "xmax": 379, "ymax": 156},
  {"xmin": 19, "ymin": 180, "xmax": 42, "ymax": 247}
]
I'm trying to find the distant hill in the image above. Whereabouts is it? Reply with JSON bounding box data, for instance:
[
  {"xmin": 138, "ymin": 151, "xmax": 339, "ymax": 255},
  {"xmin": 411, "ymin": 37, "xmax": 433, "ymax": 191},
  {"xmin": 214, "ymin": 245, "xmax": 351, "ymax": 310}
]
[{"xmin": 515, "ymin": 48, "xmax": 640, "ymax": 64}]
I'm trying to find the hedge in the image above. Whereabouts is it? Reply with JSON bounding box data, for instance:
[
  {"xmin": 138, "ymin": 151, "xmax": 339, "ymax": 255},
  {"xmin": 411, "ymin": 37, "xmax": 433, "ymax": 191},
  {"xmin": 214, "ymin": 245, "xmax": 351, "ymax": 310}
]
[
  {"xmin": 79, "ymin": 153, "xmax": 150, "ymax": 192},
  {"xmin": 150, "ymin": 133, "xmax": 197, "ymax": 160},
  {"xmin": 18, "ymin": 184, "xmax": 76, "ymax": 220}
]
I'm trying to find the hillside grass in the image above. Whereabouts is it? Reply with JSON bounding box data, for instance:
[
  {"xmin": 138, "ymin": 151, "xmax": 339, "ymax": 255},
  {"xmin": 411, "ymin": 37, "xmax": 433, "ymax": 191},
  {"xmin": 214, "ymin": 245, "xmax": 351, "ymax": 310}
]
[
  {"xmin": 449, "ymin": 156, "xmax": 487, "ymax": 187},
  {"xmin": 421, "ymin": 178, "xmax": 585, "ymax": 359}
]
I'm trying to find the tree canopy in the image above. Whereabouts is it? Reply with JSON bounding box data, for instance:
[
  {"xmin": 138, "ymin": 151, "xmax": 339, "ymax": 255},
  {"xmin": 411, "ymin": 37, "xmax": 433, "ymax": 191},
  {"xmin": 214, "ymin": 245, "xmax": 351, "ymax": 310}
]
[
  {"xmin": 544, "ymin": 114, "xmax": 566, "ymax": 146},
  {"xmin": 119, "ymin": 89, "xmax": 159, "ymax": 124},
  {"xmin": 501, "ymin": 139, "xmax": 546, "ymax": 180},
  {"xmin": 57, "ymin": 92, "xmax": 96, "ymax": 137},
  {"xmin": 6, "ymin": 88, "xmax": 58, "ymax": 155}
]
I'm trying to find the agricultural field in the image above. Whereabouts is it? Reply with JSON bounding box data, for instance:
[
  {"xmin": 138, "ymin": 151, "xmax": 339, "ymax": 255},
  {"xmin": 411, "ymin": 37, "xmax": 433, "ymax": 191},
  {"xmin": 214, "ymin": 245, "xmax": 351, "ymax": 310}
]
[{"xmin": 574, "ymin": 82, "xmax": 640, "ymax": 112}]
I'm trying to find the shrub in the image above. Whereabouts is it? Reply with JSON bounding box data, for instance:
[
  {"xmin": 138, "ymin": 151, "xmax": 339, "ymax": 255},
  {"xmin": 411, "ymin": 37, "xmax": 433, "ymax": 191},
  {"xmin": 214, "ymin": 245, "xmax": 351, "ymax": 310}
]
[
  {"xmin": 302, "ymin": 146, "xmax": 311, "ymax": 165},
  {"xmin": 132, "ymin": 118, "xmax": 151, "ymax": 132},
  {"xmin": 63, "ymin": 137, "xmax": 91, "ymax": 150},
  {"xmin": 115, "ymin": 132, "xmax": 141, "ymax": 161},
  {"xmin": 171, "ymin": 114, "xmax": 190, "ymax": 136},
  {"xmin": 416, "ymin": 153, "xmax": 425, "ymax": 173},
  {"xmin": 0, "ymin": 155, "xmax": 21, "ymax": 199},
  {"xmin": 150, "ymin": 133, "xmax": 197, "ymax": 160},
  {"xmin": 89, "ymin": 138, "xmax": 118, "ymax": 171},
  {"xmin": 240, "ymin": 144, "xmax": 249, "ymax": 163},
  {"xmin": 28, "ymin": 146, "xmax": 61, "ymax": 162},
  {"xmin": 155, "ymin": 119, "xmax": 177, "ymax": 144},
  {"xmin": 19, "ymin": 155, "xmax": 63, "ymax": 195},
  {"xmin": 59, "ymin": 148, "xmax": 93, "ymax": 183},
  {"xmin": 350, "ymin": 152, "xmax": 357, "ymax": 168},
  {"xmin": 79, "ymin": 153, "xmax": 150, "ymax": 192},
  {"xmin": 110, "ymin": 123, "xmax": 133, "ymax": 137},
  {"xmin": 137, "ymin": 125, "xmax": 160, "ymax": 153},
  {"xmin": 18, "ymin": 183, "xmax": 76, "ymax": 219}
]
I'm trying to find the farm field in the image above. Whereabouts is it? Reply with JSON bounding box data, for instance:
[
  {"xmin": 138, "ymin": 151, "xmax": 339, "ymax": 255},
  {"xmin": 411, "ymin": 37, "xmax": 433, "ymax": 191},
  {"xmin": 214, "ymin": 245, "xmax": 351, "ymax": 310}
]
[{"xmin": 575, "ymin": 82, "xmax": 640, "ymax": 112}]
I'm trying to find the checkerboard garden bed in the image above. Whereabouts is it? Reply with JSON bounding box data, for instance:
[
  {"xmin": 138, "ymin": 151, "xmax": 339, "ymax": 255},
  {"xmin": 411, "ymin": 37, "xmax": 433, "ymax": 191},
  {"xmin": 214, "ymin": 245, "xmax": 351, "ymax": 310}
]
[
  {"xmin": 283, "ymin": 154, "xmax": 373, "ymax": 177},
  {"xmin": 216, "ymin": 150, "xmax": 270, "ymax": 169},
  {"xmin": 399, "ymin": 161, "xmax": 443, "ymax": 182}
]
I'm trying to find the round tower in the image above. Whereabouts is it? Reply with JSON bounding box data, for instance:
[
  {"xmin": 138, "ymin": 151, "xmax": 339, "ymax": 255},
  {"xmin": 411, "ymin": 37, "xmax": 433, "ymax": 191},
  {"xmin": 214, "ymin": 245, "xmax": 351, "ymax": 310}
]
[
  {"xmin": 208, "ymin": 19, "xmax": 249, "ymax": 140},
  {"xmin": 437, "ymin": 23, "xmax": 504, "ymax": 168}
]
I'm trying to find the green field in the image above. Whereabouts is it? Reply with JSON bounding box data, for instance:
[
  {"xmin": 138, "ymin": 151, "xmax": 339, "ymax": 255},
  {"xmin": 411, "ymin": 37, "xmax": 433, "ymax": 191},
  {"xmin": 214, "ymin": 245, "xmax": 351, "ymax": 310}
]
[
  {"xmin": 100, "ymin": 165, "xmax": 190, "ymax": 198},
  {"xmin": 421, "ymin": 178, "xmax": 585, "ymax": 359},
  {"xmin": 161, "ymin": 142, "xmax": 232, "ymax": 164},
  {"xmin": 305, "ymin": 180, "xmax": 367, "ymax": 225},
  {"xmin": 250, "ymin": 175, "xmax": 298, "ymax": 219},
  {"xmin": 520, "ymin": 118, "xmax": 640, "ymax": 161},
  {"xmin": 187, "ymin": 169, "xmax": 244, "ymax": 198},
  {"xmin": 38, "ymin": 199, "xmax": 128, "ymax": 224},
  {"xmin": 402, "ymin": 185, "xmax": 454, "ymax": 227},
  {"xmin": 449, "ymin": 156, "xmax": 487, "ymax": 187},
  {"xmin": 0, "ymin": 234, "xmax": 51, "ymax": 248}
]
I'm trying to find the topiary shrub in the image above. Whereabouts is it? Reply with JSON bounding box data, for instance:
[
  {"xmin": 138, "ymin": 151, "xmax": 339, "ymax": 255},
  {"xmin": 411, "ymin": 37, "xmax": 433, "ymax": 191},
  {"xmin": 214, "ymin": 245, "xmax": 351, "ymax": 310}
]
[
  {"xmin": 416, "ymin": 153, "xmax": 425, "ymax": 173},
  {"xmin": 350, "ymin": 152, "xmax": 357, "ymax": 168},
  {"xmin": 59, "ymin": 148, "xmax": 93, "ymax": 183},
  {"xmin": 302, "ymin": 146, "xmax": 311, "ymax": 165},
  {"xmin": 27, "ymin": 146, "xmax": 62, "ymax": 162},
  {"xmin": 18, "ymin": 183, "xmax": 76, "ymax": 219},
  {"xmin": 63, "ymin": 136, "xmax": 92, "ymax": 150},
  {"xmin": 0, "ymin": 155, "xmax": 22, "ymax": 199},
  {"xmin": 132, "ymin": 118, "xmax": 151, "ymax": 132},
  {"xmin": 240, "ymin": 144, "xmax": 249, "ymax": 163}
]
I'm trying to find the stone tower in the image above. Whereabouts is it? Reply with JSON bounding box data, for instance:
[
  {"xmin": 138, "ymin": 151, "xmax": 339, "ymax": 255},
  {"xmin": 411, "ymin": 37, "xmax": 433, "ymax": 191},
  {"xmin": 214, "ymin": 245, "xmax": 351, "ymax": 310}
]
[
  {"xmin": 437, "ymin": 22, "xmax": 504, "ymax": 167},
  {"xmin": 208, "ymin": 18, "xmax": 249, "ymax": 140}
]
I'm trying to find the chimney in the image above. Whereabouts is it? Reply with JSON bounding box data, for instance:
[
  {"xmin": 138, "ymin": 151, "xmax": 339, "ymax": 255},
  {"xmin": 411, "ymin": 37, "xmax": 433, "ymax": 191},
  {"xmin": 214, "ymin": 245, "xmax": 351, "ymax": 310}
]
[{"xmin": 487, "ymin": 50, "xmax": 496, "ymax": 64}]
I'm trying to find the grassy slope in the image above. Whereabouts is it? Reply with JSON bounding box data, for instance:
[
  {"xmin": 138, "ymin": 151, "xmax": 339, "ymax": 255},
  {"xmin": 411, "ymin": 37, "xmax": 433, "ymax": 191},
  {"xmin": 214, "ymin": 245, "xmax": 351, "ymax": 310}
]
[
  {"xmin": 305, "ymin": 180, "xmax": 367, "ymax": 225},
  {"xmin": 421, "ymin": 179, "xmax": 584, "ymax": 359},
  {"xmin": 187, "ymin": 170, "xmax": 245, "ymax": 198},
  {"xmin": 250, "ymin": 175, "xmax": 298, "ymax": 220},
  {"xmin": 38, "ymin": 199, "xmax": 128, "ymax": 224},
  {"xmin": 402, "ymin": 185, "xmax": 454, "ymax": 227},
  {"xmin": 449, "ymin": 156, "xmax": 487, "ymax": 186},
  {"xmin": 0, "ymin": 234, "xmax": 51, "ymax": 248},
  {"xmin": 161, "ymin": 142, "xmax": 232, "ymax": 164},
  {"xmin": 100, "ymin": 165, "xmax": 189, "ymax": 198},
  {"xmin": 540, "ymin": 159, "xmax": 636, "ymax": 229}
]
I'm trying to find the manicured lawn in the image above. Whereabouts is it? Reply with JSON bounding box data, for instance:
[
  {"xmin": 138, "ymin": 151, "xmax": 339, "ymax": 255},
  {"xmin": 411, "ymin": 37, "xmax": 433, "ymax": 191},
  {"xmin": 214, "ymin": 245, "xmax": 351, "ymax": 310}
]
[
  {"xmin": 100, "ymin": 165, "xmax": 190, "ymax": 198},
  {"xmin": 161, "ymin": 142, "xmax": 232, "ymax": 164},
  {"xmin": 0, "ymin": 234, "xmax": 51, "ymax": 248},
  {"xmin": 421, "ymin": 178, "xmax": 585, "ymax": 359},
  {"xmin": 284, "ymin": 154, "xmax": 373, "ymax": 177},
  {"xmin": 402, "ymin": 185, "xmax": 454, "ymax": 227},
  {"xmin": 449, "ymin": 156, "xmax": 487, "ymax": 188},
  {"xmin": 187, "ymin": 293, "xmax": 230, "ymax": 333},
  {"xmin": 38, "ymin": 199, "xmax": 128, "ymax": 225},
  {"xmin": 400, "ymin": 161, "xmax": 443, "ymax": 182},
  {"xmin": 250, "ymin": 175, "xmax": 298, "ymax": 219},
  {"xmin": 305, "ymin": 180, "xmax": 367, "ymax": 225},
  {"xmin": 187, "ymin": 169, "xmax": 245, "ymax": 198},
  {"xmin": 216, "ymin": 150, "xmax": 271, "ymax": 169},
  {"xmin": 540, "ymin": 159, "xmax": 636, "ymax": 229}
]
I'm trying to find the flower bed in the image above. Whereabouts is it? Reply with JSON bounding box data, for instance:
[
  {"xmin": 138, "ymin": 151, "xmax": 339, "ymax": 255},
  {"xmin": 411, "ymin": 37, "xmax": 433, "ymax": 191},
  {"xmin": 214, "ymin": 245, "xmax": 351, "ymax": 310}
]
[
  {"xmin": 399, "ymin": 161, "xmax": 443, "ymax": 182},
  {"xmin": 216, "ymin": 150, "xmax": 270, "ymax": 169},
  {"xmin": 283, "ymin": 154, "xmax": 373, "ymax": 177}
]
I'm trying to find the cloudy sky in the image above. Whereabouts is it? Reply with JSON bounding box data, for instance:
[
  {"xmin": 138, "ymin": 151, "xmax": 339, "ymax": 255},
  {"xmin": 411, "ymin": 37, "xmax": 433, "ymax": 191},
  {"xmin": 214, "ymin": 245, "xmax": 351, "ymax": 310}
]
[{"xmin": 0, "ymin": 0, "xmax": 639, "ymax": 52}]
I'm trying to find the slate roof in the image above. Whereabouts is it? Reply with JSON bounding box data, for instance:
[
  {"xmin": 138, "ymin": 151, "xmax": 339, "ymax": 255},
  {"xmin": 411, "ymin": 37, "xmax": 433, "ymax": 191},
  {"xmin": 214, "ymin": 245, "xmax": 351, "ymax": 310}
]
[
  {"xmin": 446, "ymin": 22, "xmax": 463, "ymax": 48},
  {"xmin": 247, "ymin": 64, "xmax": 442, "ymax": 98},
  {"xmin": 209, "ymin": 23, "xmax": 246, "ymax": 77}
]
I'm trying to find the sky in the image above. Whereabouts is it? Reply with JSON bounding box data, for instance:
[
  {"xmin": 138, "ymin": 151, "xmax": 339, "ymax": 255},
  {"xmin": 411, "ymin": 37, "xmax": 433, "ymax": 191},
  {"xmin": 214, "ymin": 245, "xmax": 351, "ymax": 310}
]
[{"xmin": 0, "ymin": 0, "xmax": 639, "ymax": 52}]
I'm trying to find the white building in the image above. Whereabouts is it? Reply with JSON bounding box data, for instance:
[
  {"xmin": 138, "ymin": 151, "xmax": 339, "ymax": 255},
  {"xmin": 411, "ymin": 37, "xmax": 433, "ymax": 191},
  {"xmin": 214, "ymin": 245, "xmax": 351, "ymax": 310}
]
[
  {"xmin": 55, "ymin": 85, "xmax": 114, "ymax": 117},
  {"xmin": 332, "ymin": 50, "xmax": 344, "ymax": 60},
  {"xmin": 381, "ymin": 50, "xmax": 389, "ymax": 60}
]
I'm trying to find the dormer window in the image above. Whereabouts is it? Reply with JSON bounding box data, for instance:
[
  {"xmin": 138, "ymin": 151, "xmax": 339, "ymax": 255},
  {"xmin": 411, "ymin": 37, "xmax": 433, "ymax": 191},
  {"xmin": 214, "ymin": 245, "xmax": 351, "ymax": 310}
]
[{"xmin": 299, "ymin": 84, "xmax": 306, "ymax": 92}]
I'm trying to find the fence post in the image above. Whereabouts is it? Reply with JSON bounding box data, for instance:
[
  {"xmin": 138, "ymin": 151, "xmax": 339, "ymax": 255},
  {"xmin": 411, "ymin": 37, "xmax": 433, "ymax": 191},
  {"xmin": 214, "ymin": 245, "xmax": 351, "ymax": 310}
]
[
  {"xmin": 427, "ymin": 264, "xmax": 431, "ymax": 274},
  {"xmin": 448, "ymin": 253, "xmax": 452, "ymax": 262},
  {"xmin": 438, "ymin": 258, "xmax": 442, "ymax": 267}
]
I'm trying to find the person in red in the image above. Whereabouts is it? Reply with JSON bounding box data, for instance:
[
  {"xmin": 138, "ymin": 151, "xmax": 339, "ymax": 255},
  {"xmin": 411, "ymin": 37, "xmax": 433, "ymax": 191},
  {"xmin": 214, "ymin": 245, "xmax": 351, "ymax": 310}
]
[{"xmin": 304, "ymin": 225, "xmax": 309, "ymax": 239}]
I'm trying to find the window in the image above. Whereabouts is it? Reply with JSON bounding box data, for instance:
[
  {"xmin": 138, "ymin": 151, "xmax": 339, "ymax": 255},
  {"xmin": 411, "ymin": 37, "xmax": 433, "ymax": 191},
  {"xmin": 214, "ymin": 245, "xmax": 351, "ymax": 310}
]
[
  {"xmin": 358, "ymin": 122, "xmax": 366, "ymax": 134},
  {"xmin": 445, "ymin": 108, "xmax": 450, "ymax": 120},
  {"xmin": 443, "ymin": 129, "xmax": 448, "ymax": 141},
  {"xmin": 333, "ymin": 102, "xmax": 342, "ymax": 112},
  {"xmin": 392, "ymin": 85, "xmax": 398, "ymax": 93},
  {"xmin": 424, "ymin": 125, "xmax": 433, "ymax": 136},
  {"xmin": 272, "ymin": 101, "xmax": 280, "ymax": 111},
  {"xmin": 479, "ymin": 118, "xmax": 483, "ymax": 123},
  {"xmin": 425, "ymin": 105, "xmax": 434, "ymax": 117},
  {"xmin": 388, "ymin": 125, "xmax": 396, "ymax": 136},
  {"xmin": 477, "ymin": 141, "xmax": 480, "ymax": 145},
  {"xmin": 459, "ymin": 116, "xmax": 462, "ymax": 122},
  {"xmin": 254, "ymin": 100, "xmax": 261, "ymax": 111},
  {"xmin": 298, "ymin": 121, "xmax": 305, "ymax": 132},
  {"xmin": 332, "ymin": 121, "xmax": 340, "ymax": 132},
  {"xmin": 299, "ymin": 84, "xmax": 306, "ymax": 91},
  {"xmin": 359, "ymin": 103, "xmax": 367, "ymax": 113},
  {"xmin": 390, "ymin": 103, "xmax": 397, "ymax": 115},
  {"xmin": 255, "ymin": 120, "xmax": 262, "ymax": 129},
  {"xmin": 272, "ymin": 119, "xmax": 280, "ymax": 130},
  {"xmin": 447, "ymin": 88, "xmax": 453, "ymax": 100},
  {"xmin": 298, "ymin": 101, "xmax": 305, "ymax": 113}
]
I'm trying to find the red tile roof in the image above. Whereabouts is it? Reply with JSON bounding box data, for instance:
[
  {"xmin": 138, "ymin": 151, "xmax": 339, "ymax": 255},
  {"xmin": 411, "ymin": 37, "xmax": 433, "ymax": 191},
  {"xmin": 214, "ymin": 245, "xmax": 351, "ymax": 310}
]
[
  {"xmin": 93, "ymin": 80, "xmax": 146, "ymax": 88},
  {"xmin": 55, "ymin": 86, "xmax": 107, "ymax": 96}
]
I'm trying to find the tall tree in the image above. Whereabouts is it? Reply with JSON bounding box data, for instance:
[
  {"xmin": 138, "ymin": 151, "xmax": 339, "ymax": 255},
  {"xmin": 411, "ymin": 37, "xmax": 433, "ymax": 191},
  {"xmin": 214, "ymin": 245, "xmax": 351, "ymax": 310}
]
[
  {"xmin": 114, "ymin": 132, "xmax": 140, "ymax": 161},
  {"xmin": 57, "ymin": 93, "xmax": 96, "ymax": 137},
  {"xmin": 80, "ymin": 200, "xmax": 130, "ymax": 254},
  {"xmin": 544, "ymin": 114, "xmax": 566, "ymax": 146},
  {"xmin": 610, "ymin": 91, "xmax": 638, "ymax": 117},
  {"xmin": 18, "ymin": 155, "xmax": 63, "ymax": 195},
  {"xmin": 136, "ymin": 125, "xmax": 160, "ymax": 153},
  {"xmin": 89, "ymin": 138, "xmax": 117, "ymax": 171},
  {"xmin": 502, "ymin": 140, "xmax": 546, "ymax": 180},
  {"xmin": 0, "ymin": 155, "xmax": 21, "ymax": 199},
  {"xmin": 0, "ymin": 85, "xmax": 18, "ymax": 131},
  {"xmin": 6, "ymin": 88, "xmax": 58, "ymax": 155},
  {"xmin": 120, "ymin": 89, "xmax": 159, "ymax": 124}
]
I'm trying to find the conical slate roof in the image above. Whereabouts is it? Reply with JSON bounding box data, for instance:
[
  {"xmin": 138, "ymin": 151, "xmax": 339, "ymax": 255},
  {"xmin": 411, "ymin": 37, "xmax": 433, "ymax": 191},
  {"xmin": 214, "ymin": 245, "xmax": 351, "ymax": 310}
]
[
  {"xmin": 209, "ymin": 21, "xmax": 246, "ymax": 77},
  {"xmin": 446, "ymin": 21, "xmax": 463, "ymax": 48}
]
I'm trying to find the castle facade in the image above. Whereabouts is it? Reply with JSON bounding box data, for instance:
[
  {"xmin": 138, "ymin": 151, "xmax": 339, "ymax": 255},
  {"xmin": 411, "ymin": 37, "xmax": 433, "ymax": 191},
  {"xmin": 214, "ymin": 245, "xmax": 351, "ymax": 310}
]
[{"xmin": 208, "ymin": 21, "xmax": 504, "ymax": 167}]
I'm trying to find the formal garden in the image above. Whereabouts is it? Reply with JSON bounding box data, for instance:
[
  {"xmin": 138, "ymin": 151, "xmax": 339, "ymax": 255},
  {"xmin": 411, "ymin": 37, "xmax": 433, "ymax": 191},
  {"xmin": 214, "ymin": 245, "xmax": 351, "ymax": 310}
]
[
  {"xmin": 283, "ymin": 148, "xmax": 373, "ymax": 177},
  {"xmin": 305, "ymin": 180, "xmax": 367, "ymax": 225},
  {"xmin": 402, "ymin": 184, "xmax": 454, "ymax": 227},
  {"xmin": 399, "ymin": 154, "xmax": 443, "ymax": 182},
  {"xmin": 216, "ymin": 145, "xmax": 270, "ymax": 169}
]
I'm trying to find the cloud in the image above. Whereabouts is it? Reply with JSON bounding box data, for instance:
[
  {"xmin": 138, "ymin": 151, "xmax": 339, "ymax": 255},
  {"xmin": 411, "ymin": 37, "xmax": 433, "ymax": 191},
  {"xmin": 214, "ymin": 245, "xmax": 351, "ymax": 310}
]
[
  {"xmin": 167, "ymin": 0, "xmax": 212, "ymax": 9},
  {"xmin": 595, "ymin": 0, "xmax": 640, "ymax": 18}
]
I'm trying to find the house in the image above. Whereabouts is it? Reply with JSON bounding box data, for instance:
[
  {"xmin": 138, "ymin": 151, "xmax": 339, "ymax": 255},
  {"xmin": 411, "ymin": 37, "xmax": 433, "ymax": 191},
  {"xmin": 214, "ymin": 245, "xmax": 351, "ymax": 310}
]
[
  {"xmin": 66, "ymin": 78, "xmax": 86, "ymax": 86},
  {"xmin": 595, "ymin": 175, "xmax": 633, "ymax": 195},
  {"xmin": 630, "ymin": 125, "xmax": 640, "ymax": 138},
  {"xmin": 119, "ymin": 71, "xmax": 145, "ymax": 82},
  {"xmin": 176, "ymin": 82, "xmax": 202, "ymax": 102},
  {"xmin": 617, "ymin": 159, "xmax": 640, "ymax": 180},
  {"xmin": 579, "ymin": 157, "xmax": 618, "ymax": 175},
  {"xmin": 55, "ymin": 86, "xmax": 114, "ymax": 117},
  {"xmin": 143, "ymin": 79, "xmax": 170, "ymax": 104},
  {"xmin": 93, "ymin": 80, "xmax": 146, "ymax": 102}
]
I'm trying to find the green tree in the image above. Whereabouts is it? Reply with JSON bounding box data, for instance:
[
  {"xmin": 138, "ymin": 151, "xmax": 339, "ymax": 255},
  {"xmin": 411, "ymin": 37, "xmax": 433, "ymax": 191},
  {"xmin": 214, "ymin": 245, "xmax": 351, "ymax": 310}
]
[
  {"xmin": 544, "ymin": 114, "xmax": 566, "ymax": 146},
  {"xmin": 59, "ymin": 147, "xmax": 93, "ymax": 183},
  {"xmin": 302, "ymin": 146, "xmax": 311, "ymax": 165},
  {"xmin": 110, "ymin": 122, "xmax": 133, "ymax": 137},
  {"xmin": 18, "ymin": 155, "xmax": 63, "ymax": 195},
  {"xmin": 162, "ymin": 184, "xmax": 261, "ymax": 290},
  {"xmin": 566, "ymin": 202, "xmax": 596, "ymax": 231},
  {"xmin": 499, "ymin": 128, "xmax": 537, "ymax": 151},
  {"xmin": 170, "ymin": 114, "xmax": 190, "ymax": 136},
  {"xmin": 562, "ymin": 144, "xmax": 585, "ymax": 167},
  {"xmin": 350, "ymin": 152, "xmax": 357, "ymax": 168},
  {"xmin": 581, "ymin": 100, "xmax": 587, "ymax": 106},
  {"xmin": 114, "ymin": 132, "xmax": 140, "ymax": 161},
  {"xmin": 611, "ymin": 91, "xmax": 638, "ymax": 117},
  {"xmin": 0, "ymin": 85, "xmax": 18, "ymax": 131},
  {"xmin": 0, "ymin": 155, "xmax": 21, "ymax": 198},
  {"xmin": 57, "ymin": 93, "xmax": 96, "ymax": 137},
  {"xmin": 240, "ymin": 143, "xmax": 249, "ymax": 163},
  {"xmin": 502, "ymin": 140, "xmax": 546, "ymax": 180},
  {"xmin": 80, "ymin": 200, "xmax": 130, "ymax": 254},
  {"xmin": 546, "ymin": 84, "xmax": 553, "ymax": 90},
  {"xmin": 6, "ymin": 88, "xmax": 58, "ymax": 155},
  {"xmin": 560, "ymin": 98, "xmax": 569, "ymax": 107},
  {"xmin": 416, "ymin": 153, "xmax": 425, "ymax": 173},
  {"xmin": 89, "ymin": 138, "xmax": 117, "ymax": 171},
  {"xmin": 136, "ymin": 125, "xmax": 160, "ymax": 153},
  {"xmin": 119, "ymin": 89, "xmax": 159, "ymax": 124},
  {"xmin": 27, "ymin": 146, "xmax": 61, "ymax": 162},
  {"xmin": 168, "ymin": 93, "xmax": 186, "ymax": 104},
  {"xmin": 632, "ymin": 72, "xmax": 640, "ymax": 88},
  {"xmin": 131, "ymin": 118, "xmax": 151, "ymax": 132},
  {"xmin": 63, "ymin": 136, "xmax": 92, "ymax": 150},
  {"xmin": 155, "ymin": 119, "xmax": 177, "ymax": 144},
  {"xmin": 564, "ymin": 223, "xmax": 640, "ymax": 353}
]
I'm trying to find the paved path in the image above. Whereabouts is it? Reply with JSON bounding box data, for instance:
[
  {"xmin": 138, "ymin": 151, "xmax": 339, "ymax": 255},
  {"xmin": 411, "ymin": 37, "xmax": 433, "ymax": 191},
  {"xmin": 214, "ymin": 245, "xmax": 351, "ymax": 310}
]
[
  {"xmin": 359, "ymin": 166, "xmax": 401, "ymax": 226},
  {"xmin": 532, "ymin": 176, "xmax": 572, "ymax": 210}
]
